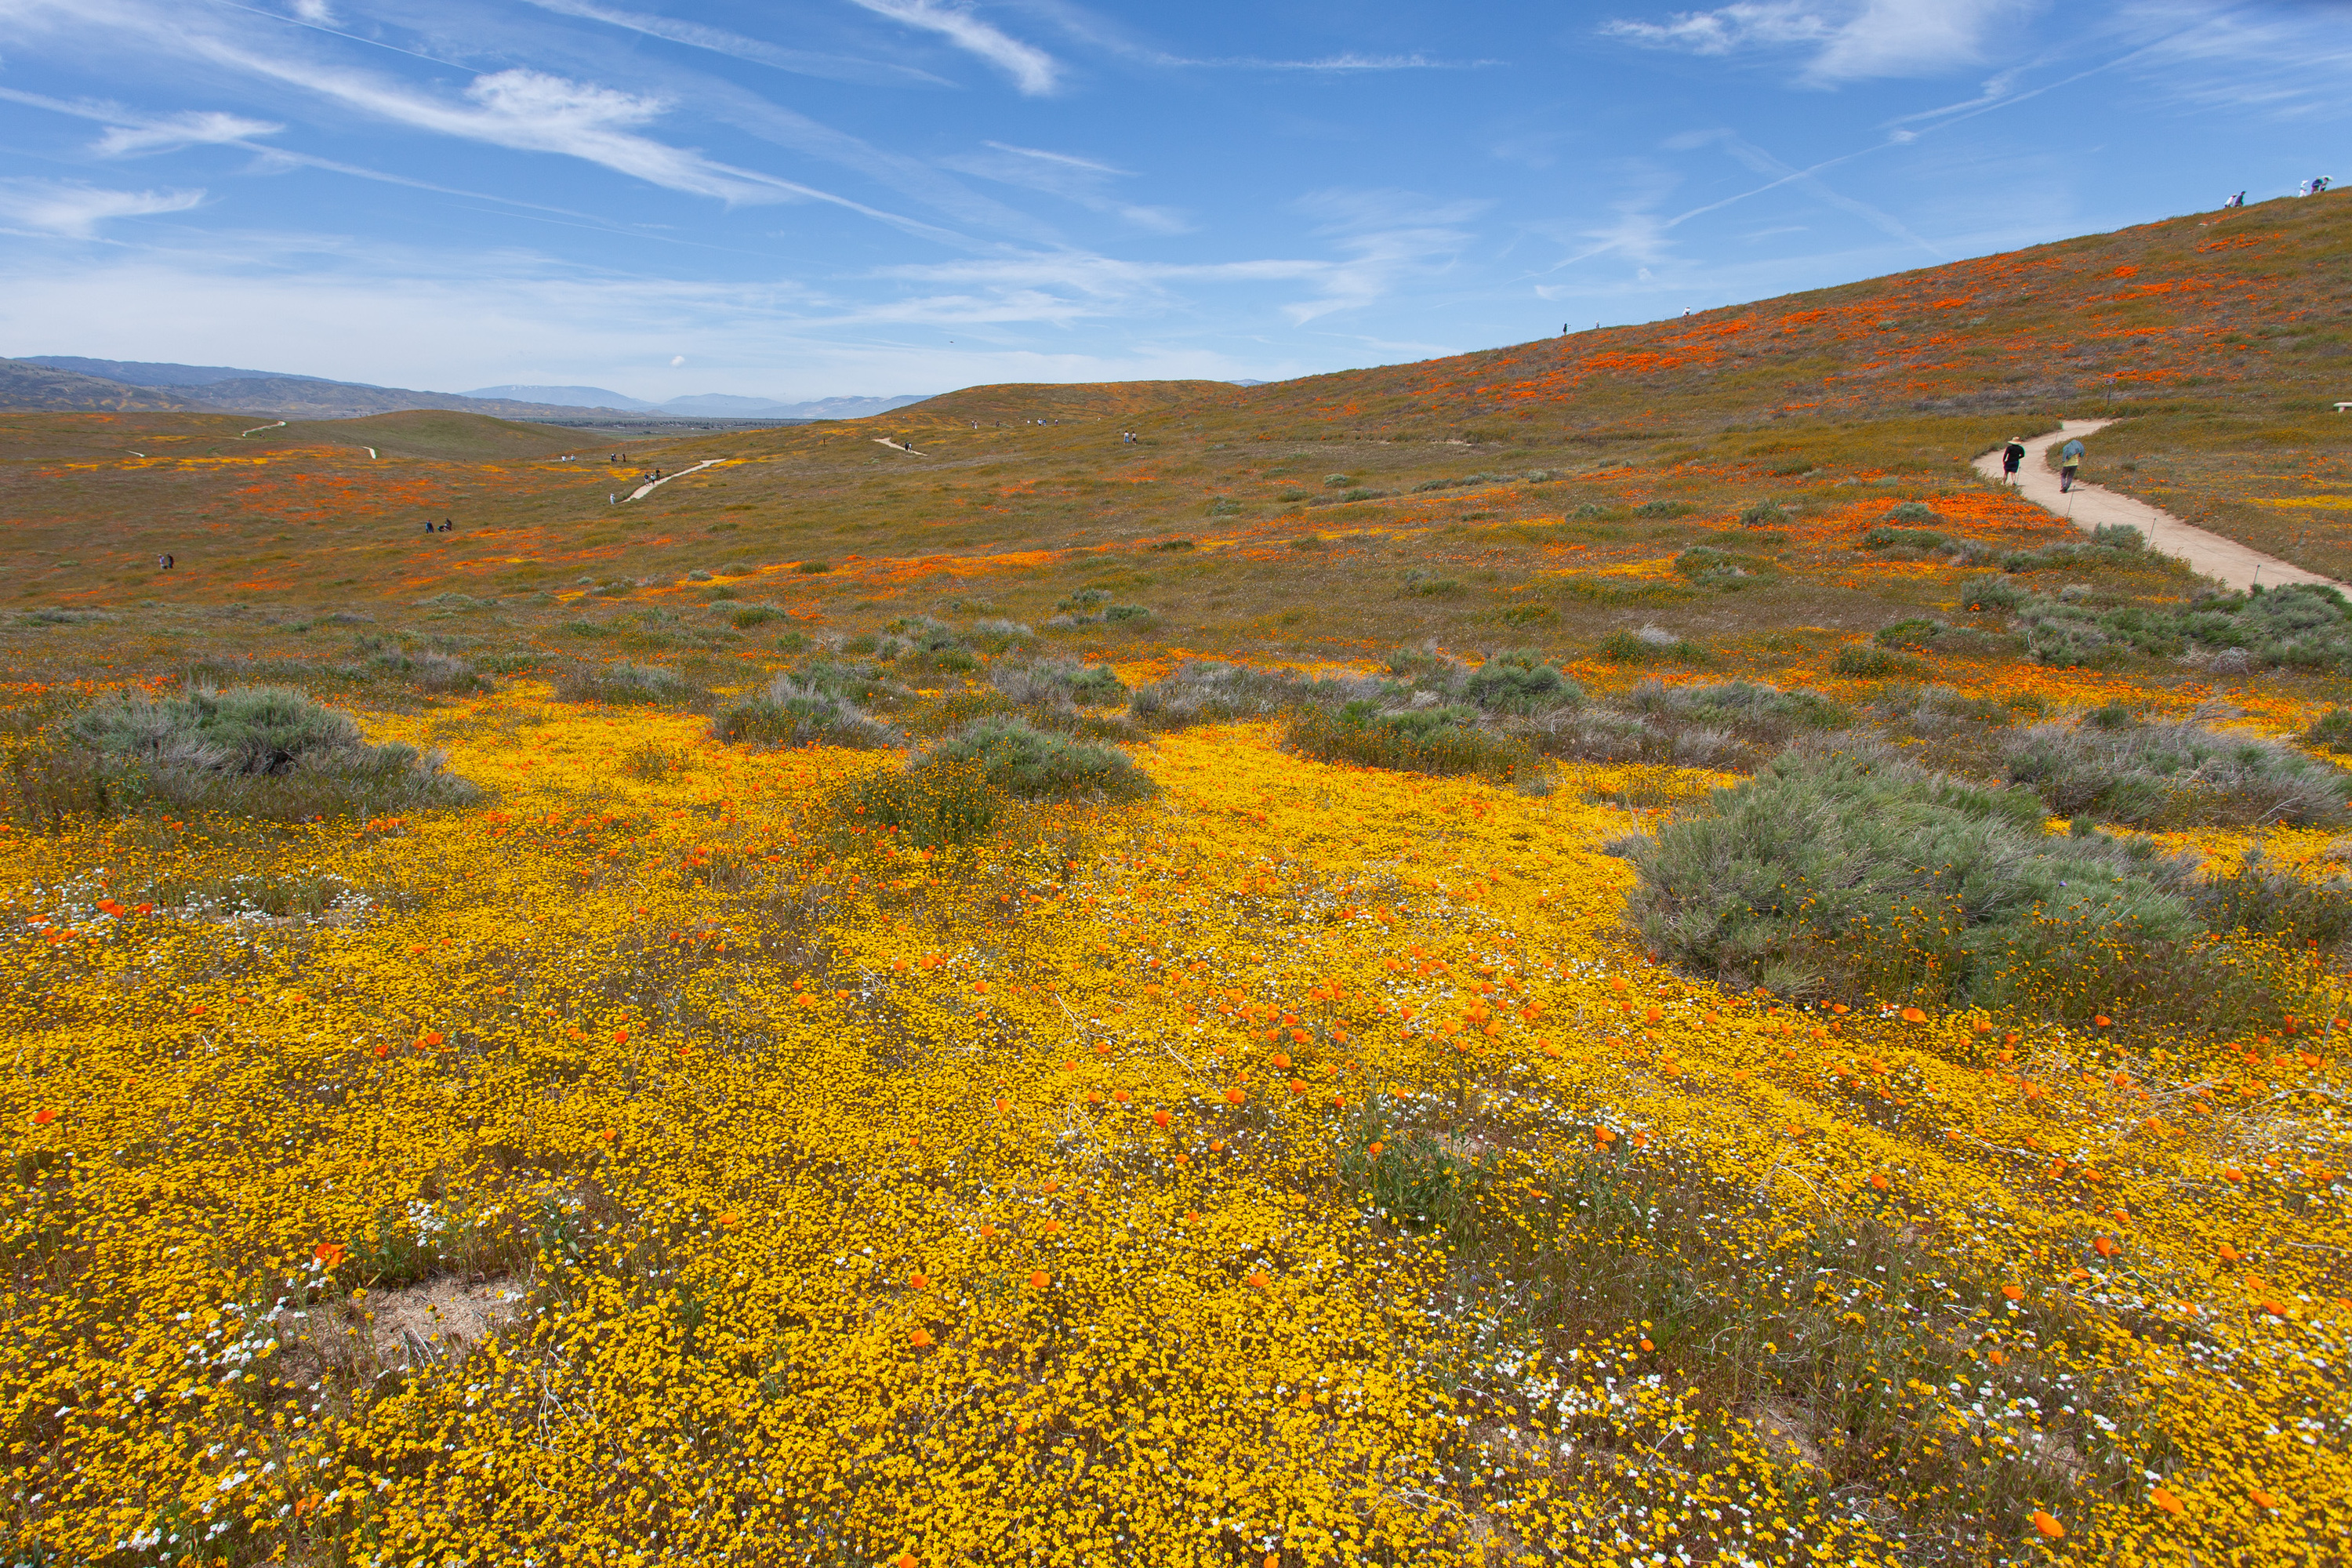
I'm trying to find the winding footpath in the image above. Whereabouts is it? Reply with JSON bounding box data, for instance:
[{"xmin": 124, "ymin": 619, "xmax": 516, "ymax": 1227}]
[
  {"xmin": 625, "ymin": 457, "xmax": 724, "ymax": 502},
  {"xmin": 1973, "ymin": 419, "xmax": 2334, "ymax": 593}
]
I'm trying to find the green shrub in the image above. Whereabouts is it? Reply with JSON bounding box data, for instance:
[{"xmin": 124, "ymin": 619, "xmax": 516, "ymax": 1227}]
[
  {"xmin": 52, "ymin": 686, "xmax": 482, "ymax": 821},
  {"xmin": 1633, "ymin": 500, "xmax": 1691, "ymax": 518},
  {"xmin": 1285, "ymin": 701, "xmax": 1535, "ymax": 782},
  {"xmin": 1057, "ymin": 588, "xmax": 1113, "ymax": 612},
  {"xmin": 993, "ymin": 659, "xmax": 1128, "ymax": 709},
  {"xmin": 1884, "ymin": 501, "xmax": 1941, "ymax": 523},
  {"xmin": 1860, "ymin": 526, "xmax": 1949, "ymax": 551},
  {"xmin": 793, "ymin": 559, "xmax": 832, "ymax": 575},
  {"xmin": 1130, "ymin": 662, "xmax": 1378, "ymax": 730},
  {"xmin": 1403, "ymin": 572, "xmax": 1462, "ymax": 597},
  {"xmin": 1739, "ymin": 500, "xmax": 1789, "ymax": 528},
  {"xmin": 918, "ymin": 717, "xmax": 1155, "ymax": 802},
  {"xmin": 774, "ymin": 631, "xmax": 812, "ymax": 654},
  {"xmin": 1624, "ymin": 744, "xmax": 2269, "ymax": 1023},
  {"xmin": 74, "ymin": 685, "xmax": 363, "ymax": 775},
  {"xmin": 730, "ymin": 604, "xmax": 788, "ymax": 629},
  {"xmin": 1959, "ymin": 573, "xmax": 2029, "ymax": 612},
  {"xmin": 1102, "ymin": 604, "xmax": 1152, "ymax": 624},
  {"xmin": 711, "ymin": 675, "xmax": 900, "ymax": 750},
  {"xmin": 1831, "ymin": 645, "xmax": 1926, "ymax": 679},
  {"xmin": 1638, "ymin": 679, "xmax": 1851, "ymax": 736},
  {"xmin": 966, "ymin": 618, "xmax": 1035, "ymax": 652},
  {"xmin": 1599, "ymin": 627, "xmax": 1708, "ymax": 664},
  {"xmin": 554, "ymin": 662, "xmax": 696, "ymax": 706},
  {"xmin": 2192, "ymin": 850, "xmax": 2352, "ymax": 951},
  {"xmin": 2002, "ymin": 719, "xmax": 2352, "ymax": 827},
  {"xmin": 1871, "ymin": 619, "xmax": 1949, "ymax": 652},
  {"xmin": 1461, "ymin": 649, "xmax": 1580, "ymax": 715},
  {"xmin": 824, "ymin": 760, "xmax": 1003, "ymax": 850},
  {"xmin": 1673, "ymin": 545, "xmax": 1777, "ymax": 588},
  {"xmin": 1323, "ymin": 474, "xmax": 1355, "ymax": 488},
  {"xmin": 2305, "ymin": 708, "xmax": 2352, "ymax": 755},
  {"xmin": 364, "ymin": 648, "xmax": 489, "ymax": 693}
]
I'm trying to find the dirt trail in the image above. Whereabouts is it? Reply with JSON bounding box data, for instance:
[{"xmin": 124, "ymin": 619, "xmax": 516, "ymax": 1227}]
[
  {"xmin": 1974, "ymin": 419, "xmax": 2334, "ymax": 593},
  {"xmin": 626, "ymin": 457, "xmax": 724, "ymax": 502}
]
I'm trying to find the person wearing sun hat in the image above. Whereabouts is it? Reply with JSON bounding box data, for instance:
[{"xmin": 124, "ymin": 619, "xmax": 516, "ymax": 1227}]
[{"xmin": 2001, "ymin": 437, "xmax": 2026, "ymax": 484}]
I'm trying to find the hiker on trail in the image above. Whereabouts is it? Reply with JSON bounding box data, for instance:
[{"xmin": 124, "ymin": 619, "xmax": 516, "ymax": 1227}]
[
  {"xmin": 423, "ymin": 521, "xmax": 436, "ymax": 534},
  {"xmin": 2002, "ymin": 438, "xmax": 2027, "ymax": 483},
  {"xmin": 440, "ymin": 519, "xmax": 454, "ymax": 532},
  {"xmin": 2225, "ymin": 191, "xmax": 2245, "ymax": 209},
  {"xmin": 2059, "ymin": 436, "xmax": 2085, "ymax": 492},
  {"xmin": 158, "ymin": 553, "xmax": 172, "ymax": 570}
]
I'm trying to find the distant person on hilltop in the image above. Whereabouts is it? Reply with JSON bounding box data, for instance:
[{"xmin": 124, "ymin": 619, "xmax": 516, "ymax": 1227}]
[
  {"xmin": 2224, "ymin": 191, "xmax": 2245, "ymax": 208},
  {"xmin": 2059, "ymin": 436, "xmax": 2085, "ymax": 492},
  {"xmin": 2002, "ymin": 438, "xmax": 2026, "ymax": 483}
]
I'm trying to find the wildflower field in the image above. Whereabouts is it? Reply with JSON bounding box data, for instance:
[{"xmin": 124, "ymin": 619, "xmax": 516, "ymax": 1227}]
[{"xmin": 6, "ymin": 194, "xmax": 2352, "ymax": 1567}]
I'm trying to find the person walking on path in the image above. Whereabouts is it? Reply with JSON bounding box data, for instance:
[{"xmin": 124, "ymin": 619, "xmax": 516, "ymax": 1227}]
[
  {"xmin": 2002, "ymin": 437, "xmax": 2027, "ymax": 484},
  {"xmin": 2059, "ymin": 436, "xmax": 2085, "ymax": 492}
]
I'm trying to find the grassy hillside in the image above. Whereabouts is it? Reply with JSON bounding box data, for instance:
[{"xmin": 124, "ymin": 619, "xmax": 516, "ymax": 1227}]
[
  {"xmin": 1240, "ymin": 193, "xmax": 2352, "ymax": 437},
  {"xmin": 6, "ymin": 200, "xmax": 2352, "ymax": 1568},
  {"xmin": 0, "ymin": 358, "xmax": 209, "ymax": 413},
  {"xmin": 276, "ymin": 409, "xmax": 600, "ymax": 462}
]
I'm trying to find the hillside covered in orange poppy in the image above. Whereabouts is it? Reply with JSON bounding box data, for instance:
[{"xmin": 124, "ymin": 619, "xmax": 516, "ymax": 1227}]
[{"xmin": 2, "ymin": 194, "xmax": 2351, "ymax": 1568}]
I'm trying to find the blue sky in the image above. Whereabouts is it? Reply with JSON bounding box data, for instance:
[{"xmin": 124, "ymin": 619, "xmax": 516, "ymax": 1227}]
[{"xmin": 0, "ymin": 0, "xmax": 2346, "ymax": 401}]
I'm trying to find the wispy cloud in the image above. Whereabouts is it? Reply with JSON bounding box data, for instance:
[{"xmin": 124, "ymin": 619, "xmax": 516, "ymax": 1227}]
[
  {"xmin": 844, "ymin": 0, "xmax": 1061, "ymax": 94},
  {"xmin": 938, "ymin": 140, "xmax": 1187, "ymax": 232},
  {"xmin": 0, "ymin": 178, "xmax": 205, "ymax": 236},
  {"xmin": 1603, "ymin": 0, "xmax": 2034, "ymax": 83},
  {"xmin": 2110, "ymin": 1, "xmax": 2352, "ymax": 121},
  {"xmin": 1280, "ymin": 189, "xmax": 1490, "ymax": 324},
  {"xmin": 517, "ymin": 0, "xmax": 949, "ymax": 87},
  {"xmin": 1191, "ymin": 52, "xmax": 1498, "ymax": 71},
  {"xmin": 93, "ymin": 110, "xmax": 283, "ymax": 157}
]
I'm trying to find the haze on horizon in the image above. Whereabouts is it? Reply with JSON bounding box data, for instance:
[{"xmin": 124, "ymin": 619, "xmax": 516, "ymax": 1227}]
[{"xmin": 0, "ymin": 0, "xmax": 2344, "ymax": 405}]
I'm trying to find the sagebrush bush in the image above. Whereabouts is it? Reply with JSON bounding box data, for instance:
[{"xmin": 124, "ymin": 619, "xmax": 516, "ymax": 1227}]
[
  {"xmin": 1461, "ymin": 649, "xmax": 1580, "ymax": 714},
  {"xmin": 1285, "ymin": 701, "xmax": 1535, "ymax": 782},
  {"xmin": 1599, "ymin": 628, "xmax": 1708, "ymax": 664},
  {"xmin": 554, "ymin": 662, "xmax": 696, "ymax": 706},
  {"xmin": 711, "ymin": 676, "xmax": 900, "ymax": 750},
  {"xmin": 1624, "ymin": 743, "xmax": 2303, "ymax": 1026},
  {"xmin": 918, "ymin": 717, "xmax": 1155, "ymax": 802},
  {"xmin": 51, "ymin": 686, "xmax": 482, "ymax": 821},
  {"xmin": 74, "ymin": 686, "xmax": 361, "ymax": 774},
  {"xmin": 991, "ymin": 659, "xmax": 1127, "ymax": 710},
  {"xmin": 2002, "ymin": 718, "xmax": 2352, "ymax": 827},
  {"xmin": 1831, "ymin": 645, "xmax": 1926, "ymax": 679},
  {"xmin": 1131, "ymin": 662, "xmax": 1379, "ymax": 730}
]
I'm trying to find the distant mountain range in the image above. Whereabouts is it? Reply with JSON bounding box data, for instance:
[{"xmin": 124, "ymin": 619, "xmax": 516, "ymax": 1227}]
[
  {"xmin": 4, "ymin": 357, "xmax": 934, "ymax": 423},
  {"xmin": 465, "ymin": 385, "xmax": 931, "ymax": 419}
]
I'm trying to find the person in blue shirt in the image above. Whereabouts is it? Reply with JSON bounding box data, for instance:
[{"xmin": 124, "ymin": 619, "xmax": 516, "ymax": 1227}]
[{"xmin": 2059, "ymin": 436, "xmax": 2085, "ymax": 492}]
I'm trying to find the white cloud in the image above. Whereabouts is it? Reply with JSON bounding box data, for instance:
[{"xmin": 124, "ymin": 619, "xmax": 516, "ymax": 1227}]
[
  {"xmin": 2111, "ymin": 2, "xmax": 2352, "ymax": 122},
  {"xmin": 1604, "ymin": 0, "xmax": 2034, "ymax": 83},
  {"xmin": 517, "ymin": 0, "xmax": 949, "ymax": 86},
  {"xmin": 289, "ymin": 0, "xmax": 333, "ymax": 20},
  {"xmin": 844, "ymin": 0, "xmax": 1060, "ymax": 95},
  {"xmin": 0, "ymin": 252, "xmax": 1285, "ymax": 397},
  {"xmin": 937, "ymin": 140, "xmax": 1187, "ymax": 231},
  {"xmin": 0, "ymin": 178, "xmax": 205, "ymax": 236},
  {"xmin": 93, "ymin": 111, "xmax": 282, "ymax": 157}
]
